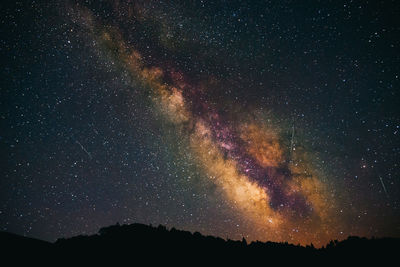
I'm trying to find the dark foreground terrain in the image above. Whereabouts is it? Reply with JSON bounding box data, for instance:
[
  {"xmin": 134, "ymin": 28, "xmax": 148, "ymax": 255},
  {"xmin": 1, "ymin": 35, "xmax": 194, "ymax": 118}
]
[{"xmin": 1, "ymin": 223, "xmax": 398, "ymax": 263}]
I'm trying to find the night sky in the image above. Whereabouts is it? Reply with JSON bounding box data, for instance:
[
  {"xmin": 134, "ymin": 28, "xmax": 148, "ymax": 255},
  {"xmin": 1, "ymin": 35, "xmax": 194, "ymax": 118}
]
[{"xmin": 1, "ymin": 0, "xmax": 399, "ymax": 247}]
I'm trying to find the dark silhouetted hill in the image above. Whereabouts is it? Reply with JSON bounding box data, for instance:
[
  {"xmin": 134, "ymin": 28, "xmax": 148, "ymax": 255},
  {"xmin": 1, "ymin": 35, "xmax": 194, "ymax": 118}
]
[{"xmin": 1, "ymin": 223, "xmax": 398, "ymax": 263}]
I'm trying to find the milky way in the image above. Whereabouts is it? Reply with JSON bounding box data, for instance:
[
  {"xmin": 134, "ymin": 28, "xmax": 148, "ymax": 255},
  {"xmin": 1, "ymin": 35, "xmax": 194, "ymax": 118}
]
[
  {"xmin": 1, "ymin": 1, "xmax": 399, "ymax": 247},
  {"xmin": 67, "ymin": 2, "xmax": 343, "ymax": 245}
]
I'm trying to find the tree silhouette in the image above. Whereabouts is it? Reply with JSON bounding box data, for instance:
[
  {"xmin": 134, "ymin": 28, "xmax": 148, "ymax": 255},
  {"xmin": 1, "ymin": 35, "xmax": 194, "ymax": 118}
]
[{"xmin": 0, "ymin": 223, "xmax": 398, "ymax": 263}]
